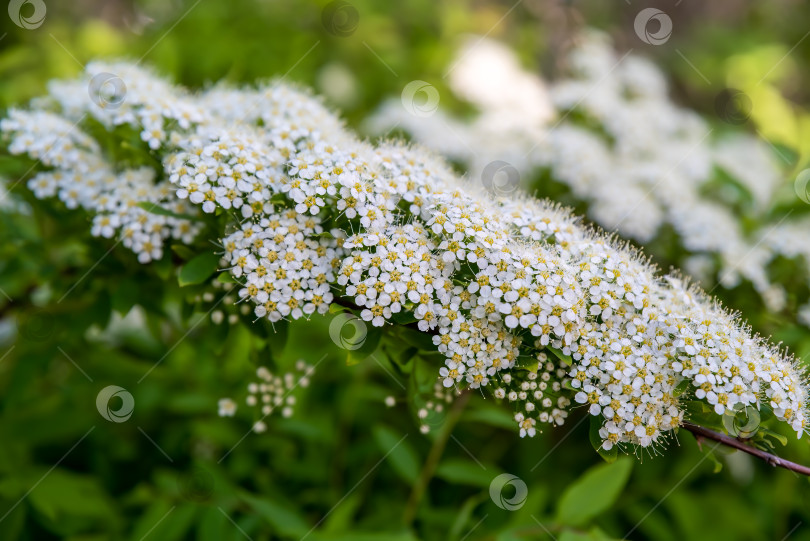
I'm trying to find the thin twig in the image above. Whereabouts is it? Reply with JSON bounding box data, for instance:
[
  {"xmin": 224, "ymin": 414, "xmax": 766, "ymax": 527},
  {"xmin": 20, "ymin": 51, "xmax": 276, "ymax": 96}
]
[
  {"xmin": 403, "ymin": 391, "xmax": 472, "ymax": 525},
  {"xmin": 681, "ymin": 422, "xmax": 810, "ymax": 476}
]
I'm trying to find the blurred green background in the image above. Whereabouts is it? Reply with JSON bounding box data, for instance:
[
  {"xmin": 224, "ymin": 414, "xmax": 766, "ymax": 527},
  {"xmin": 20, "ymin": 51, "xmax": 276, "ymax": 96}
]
[{"xmin": 2, "ymin": 0, "xmax": 810, "ymax": 539}]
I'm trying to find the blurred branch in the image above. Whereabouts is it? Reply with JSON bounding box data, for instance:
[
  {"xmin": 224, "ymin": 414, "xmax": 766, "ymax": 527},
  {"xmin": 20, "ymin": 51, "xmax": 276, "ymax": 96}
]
[
  {"xmin": 682, "ymin": 422, "xmax": 810, "ymax": 476},
  {"xmin": 403, "ymin": 391, "xmax": 471, "ymax": 526}
]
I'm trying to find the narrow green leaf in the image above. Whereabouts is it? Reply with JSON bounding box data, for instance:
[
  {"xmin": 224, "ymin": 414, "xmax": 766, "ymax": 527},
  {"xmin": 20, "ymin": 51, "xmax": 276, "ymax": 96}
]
[
  {"xmin": 436, "ymin": 458, "xmax": 497, "ymax": 488},
  {"xmin": 547, "ymin": 346, "xmax": 572, "ymax": 366},
  {"xmin": 448, "ymin": 494, "xmax": 487, "ymax": 541},
  {"xmin": 239, "ymin": 491, "xmax": 309, "ymax": 537},
  {"xmin": 197, "ymin": 507, "xmax": 230, "ymax": 541},
  {"xmin": 372, "ymin": 425, "xmax": 419, "ymax": 484},
  {"xmin": 321, "ymin": 493, "xmax": 363, "ymax": 533}
]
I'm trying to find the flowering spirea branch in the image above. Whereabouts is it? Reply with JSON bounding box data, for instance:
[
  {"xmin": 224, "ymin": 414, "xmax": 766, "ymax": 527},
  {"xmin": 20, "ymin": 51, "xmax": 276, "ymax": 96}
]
[
  {"xmin": 369, "ymin": 33, "xmax": 810, "ymax": 324},
  {"xmin": 2, "ymin": 61, "xmax": 808, "ymax": 463}
]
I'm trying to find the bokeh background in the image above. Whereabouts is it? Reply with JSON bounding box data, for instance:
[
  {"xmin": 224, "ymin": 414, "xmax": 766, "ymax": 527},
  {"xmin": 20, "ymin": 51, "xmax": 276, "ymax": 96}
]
[{"xmin": 2, "ymin": 0, "xmax": 810, "ymax": 539}]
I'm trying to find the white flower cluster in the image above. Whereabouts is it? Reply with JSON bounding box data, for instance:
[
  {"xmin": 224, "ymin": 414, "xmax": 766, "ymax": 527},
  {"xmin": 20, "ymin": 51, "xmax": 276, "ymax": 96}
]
[
  {"xmin": 368, "ymin": 33, "xmax": 810, "ymax": 322},
  {"xmin": 0, "ymin": 63, "xmax": 204, "ymax": 263},
  {"xmin": 417, "ymin": 380, "xmax": 458, "ymax": 434},
  {"xmin": 3, "ymin": 61, "xmax": 808, "ymax": 452},
  {"xmin": 244, "ymin": 361, "xmax": 315, "ymax": 433}
]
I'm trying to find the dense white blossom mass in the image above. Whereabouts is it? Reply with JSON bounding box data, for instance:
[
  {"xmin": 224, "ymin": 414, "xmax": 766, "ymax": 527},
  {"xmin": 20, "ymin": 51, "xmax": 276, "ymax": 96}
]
[
  {"xmin": 368, "ymin": 33, "xmax": 810, "ymax": 322},
  {"xmin": 2, "ymin": 60, "xmax": 807, "ymax": 452}
]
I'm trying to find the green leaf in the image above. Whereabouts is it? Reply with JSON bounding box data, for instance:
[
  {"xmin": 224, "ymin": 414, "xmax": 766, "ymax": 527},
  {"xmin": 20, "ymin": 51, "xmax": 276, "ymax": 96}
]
[
  {"xmin": 178, "ymin": 252, "xmax": 221, "ymax": 287},
  {"xmin": 707, "ymin": 449, "xmax": 724, "ymax": 473},
  {"xmin": 239, "ymin": 491, "xmax": 309, "ymax": 537},
  {"xmin": 372, "ymin": 425, "xmax": 419, "ymax": 484},
  {"xmin": 683, "ymin": 400, "xmax": 724, "ymax": 432},
  {"xmin": 448, "ymin": 494, "xmax": 487, "ymax": 541},
  {"xmin": 556, "ymin": 458, "xmax": 633, "ymax": 527},
  {"xmin": 387, "ymin": 345, "xmax": 418, "ymax": 371},
  {"xmin": 26, "ymin": 469, "xmax": 115, "ymax": 522},
  {"xmin": 436, "ymin": 458, "xmax": 497, "ymax": 488},
  {"xmin": 346, "ymin": 324, "xmax": 382, "ymax": 366},
  {"xmin": 673, "ymin": 379, "xmax": 691, "ymax": 397},
  {"xmin": 197, "ymin": 507, "xmax": 230, "ymax": 541},
  {"xmin": 171, "ymin": 243, "xmax": 198, "ymax": 260},
  {"xmin": 129, "ymin": 502, "xmax": 196, "ymax": 541},
  {"xmin": 391, "ymin": 311, "xmax": 418, "ymax": 325},
  {"xmin": 547, "ymin": 346, "xmax": 572, "ymax": 366},
  {"xmin": 217, "ymin": 271, "xmax": 238, "ymax": 284},
  {"xmin": 269, "ymin": 193, "xmax": 288, "ymax": 205},
  {"xmin": 153, "ymin": 252, "xmax": 173, "ymax": 280},
  {"xmin": 321, "ymin": 493, "xmax": 363, "ymax": 533},
  {"xmin": 559, "ymin": 528, "xmax": 615, "ymax": 541},
  {"xmin": 757, "ymin": 427, "xmax": 788, "ymax": 447},
  {"xmin": 462, "ymin": 406, "xmax": 515, "ymax": 430}
]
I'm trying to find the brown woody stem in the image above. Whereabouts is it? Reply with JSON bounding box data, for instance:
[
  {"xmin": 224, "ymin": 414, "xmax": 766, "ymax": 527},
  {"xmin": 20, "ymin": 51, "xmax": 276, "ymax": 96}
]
[{"xmin": 681, "ymin": 422, "xmax": 810, "ymax": 476}]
